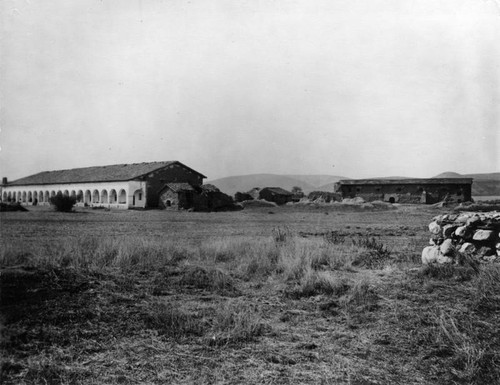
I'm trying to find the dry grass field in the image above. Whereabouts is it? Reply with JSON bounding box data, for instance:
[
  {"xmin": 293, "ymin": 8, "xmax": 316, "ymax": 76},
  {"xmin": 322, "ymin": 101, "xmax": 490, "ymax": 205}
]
[{"xmin": 1, "ymin": 204, "xmax": 499, "ymax": 384}]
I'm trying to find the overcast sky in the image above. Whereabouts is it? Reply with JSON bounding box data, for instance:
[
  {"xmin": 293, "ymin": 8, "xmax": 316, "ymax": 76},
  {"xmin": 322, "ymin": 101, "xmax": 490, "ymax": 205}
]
[{"xmin": 1, "ymin": 0, "xmax": 499, "ymax": 181}]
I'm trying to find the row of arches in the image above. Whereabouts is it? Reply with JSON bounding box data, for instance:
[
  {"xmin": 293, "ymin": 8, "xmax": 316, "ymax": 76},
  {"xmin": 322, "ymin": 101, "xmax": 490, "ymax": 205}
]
[{"xmin": 3, "ymin": 188, "xmax": 129, "ymax": 205}]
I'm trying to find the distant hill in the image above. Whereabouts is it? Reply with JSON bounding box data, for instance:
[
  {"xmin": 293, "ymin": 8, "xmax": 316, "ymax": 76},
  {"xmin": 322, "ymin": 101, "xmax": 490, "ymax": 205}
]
[
  {"xmin": 433, "ymin": 171, "xmax": 500, "ymax": 181},
  {"xmin": 433, "ymin": 171, "xmax": 500, "ymax": 196},
  {"xmin": 207, "ymin": 174, "xmax": 347, "ymax": 195}
]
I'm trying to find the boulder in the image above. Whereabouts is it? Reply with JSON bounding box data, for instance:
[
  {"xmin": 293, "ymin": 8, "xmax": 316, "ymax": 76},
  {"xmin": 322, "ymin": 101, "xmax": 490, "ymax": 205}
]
[
  {"xmin": 466, "ymin": 215, "xmax": 481, "ymax": 227},
  {"xmin": 428, "ymin": 222, "xmax": 442, "ymax": 235},
  {"xmin": 440, "ymin": 239, "xmax": 455, "ymax": 256},
  {"xmin": 459, "ymin": 243, "xmax": 476, "ymax": 254},
  {"xmin": 473, "ymin": 230, "xmax": 494, "ymax": 241},
  {"xmin": 455, "ymin": 226, "xmax": 468, "ymax": 238},
  {"xmin": 422, "ymin": 246, "xmax": 440, "ymax": 264}
]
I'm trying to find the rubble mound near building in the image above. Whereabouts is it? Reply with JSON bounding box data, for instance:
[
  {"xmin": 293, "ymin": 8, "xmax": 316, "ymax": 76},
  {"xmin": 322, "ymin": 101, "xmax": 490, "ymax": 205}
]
[{"xmin": 422, "ymin": 211, "xmax": 500, "ymax": 265}]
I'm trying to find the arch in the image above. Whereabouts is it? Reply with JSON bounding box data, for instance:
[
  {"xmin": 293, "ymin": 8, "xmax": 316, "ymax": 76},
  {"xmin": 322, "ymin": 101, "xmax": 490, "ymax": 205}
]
[
  {"xmin": 101, "ymin": 189, "xmax": 108, "ymax": 203},
  {"xmin": 76, "ymin": 190, "xmax": 83, "ymax": 203},
  {"xmin": 109, "ymin": 189, "xmax": 117, "ymax": 203},
  {"xmin": 12, "ymin": 192, "xmax": 17, "ymax": 201},
  {"xmin": 33, "ymin": 191, "xmax": 38, "ymax": 201},
  {"xmin": 7, "ymin": 192, "xmax": 12, "ymax": 202},
  {"xmin": 51, "ymin": 191, "xmax": 56, "ymax": 197},
  {"xmin": 389, "ymin": 197, "xmax": 395, "ymax": 204},
  {"xmin": 63, "ymin": 190, "xmax": 69, "ymax": 196},
  {"xmin": 2, "ymin": 191, "xmax": 7, "ymax": 202},
  {"xmin": 166, "ymin": 200, "xmax": 172, "ymax": 207},
  {"xmin": 22, "ymin": 191, "xmax": 27, "ymax": 203},
  {"xmin": 28, "ymin": 191, "xmax": 33, "ymax": 203},
  {"xmin": 132, "ymin": 189, "xmax": 144, "ymax": 206},
  {"xmin": 92, "ymin": 190, "xmax": 100, "ymax": 203},
  {"xmin": 118, "ymin": 189, "xmax": 127, "ymax": 204},
  {"xmin": 70, "ymin": 190, "xmax": 76, "ymax": 197},
  {"xmin": 84, "ymin": 190, "xmax": 91, "ymax": 204},
  {"xmin": 39, "ymin": 190, "xmax": 44, "ymax": 203}
]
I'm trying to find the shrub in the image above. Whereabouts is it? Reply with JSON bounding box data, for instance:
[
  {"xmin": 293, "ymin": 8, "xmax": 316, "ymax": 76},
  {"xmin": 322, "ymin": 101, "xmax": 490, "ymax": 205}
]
[{"xmin": 49, "ymin": 193, "xmax": 76, "ymax": 212}]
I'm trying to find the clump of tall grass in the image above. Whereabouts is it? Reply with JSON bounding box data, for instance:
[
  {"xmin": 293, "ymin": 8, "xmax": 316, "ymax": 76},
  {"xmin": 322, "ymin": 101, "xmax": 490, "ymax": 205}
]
[
  {"xmin": 350, "ymin": 237, "xmax": 392, "ymax": 269},
  {"xmin": 207, "ymin": 301, "xmax": 267, "ymax": 346},
  {"xmin": 272, "ymin": 226, "xmax": 292, "ymax": 244},
  {"xmin": 146, "ymin": 300, "xmax": 268, "ymax": 345},
  {"xmin": 340, "ymin": 279, "xmax": 379, "ymax": 312},
  {"xmin": 419, "ymin": 264, "xmax": 477, "ymax": 282},
  {"xmin": 145, "ymin": 303, "xmax": 205, "ymax": 338},
  {"xmin": 286, "ymin": 270, "xmax": 350, "ymax": 298},
  {"xmin": 179, "ymin": 266, "xmax": 237, "ymax": 295},
  {"xmin": 436, "ymin": 312, "xmax": 489, "ymax": 383},
  {"xmin": 0, "ymin": 236, "xmax": 195, "ymax": 271},
  {"xmin": 323, "ymin": 231, "xmax": 345, "ymax": 245},
  {"xmin": 472, "ymin": 265, "xmax": 500, "ymax": 311}
]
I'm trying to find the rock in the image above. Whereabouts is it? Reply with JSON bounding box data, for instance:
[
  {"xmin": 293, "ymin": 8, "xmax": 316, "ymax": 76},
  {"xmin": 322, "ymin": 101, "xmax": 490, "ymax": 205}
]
[
  {"xmin": 437, "ymin": 255, "xmax": 454, "ymax": 264},
  {"xmin": 483, "ymin": 255, "xmax": 497, "ymax": 262},
  {"xmin": 459, "ymin": 243, "xmax": 476, "ymax": 254},
  {"xmin": 422, "ymin": 246, "xmax": 440, "ymax": 264},
  {"xmin": 440, "ymin": 239, "xmax": 455, "ymax": 256},
  {"xmin": 473, "ymin": 230, "xmax": 494, "ymax": 241},
  {"xmin": 477, "ymin": 246, "xmax": 495, "ymax": 257},
  {"xmin": 443, "ymin": 224, "xmax": 458, "ymax": 238},
  {"xmin": 466, "ymin": 215, "xmax": 481, "ymax": 227},
  {"xmin": 455, "ymin": 226, "xmax": 468, "ymax": 238},
  {"xmin": 456, "ymin": 214, "xmax": 470, "ymax": 223},
  {"xmin": 428, "ymin": 222, "xmax": 442, "ymax": 235}
]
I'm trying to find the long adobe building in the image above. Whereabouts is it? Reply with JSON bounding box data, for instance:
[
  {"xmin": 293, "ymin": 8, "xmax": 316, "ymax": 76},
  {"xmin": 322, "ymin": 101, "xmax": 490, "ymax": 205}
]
[
  {"xmin": 335, "ymin": 178, "xmax": 473, "ymax": 204},
  {"xmin": 1, "ymin": 161, "xmax": 206, "ymax": 209}
]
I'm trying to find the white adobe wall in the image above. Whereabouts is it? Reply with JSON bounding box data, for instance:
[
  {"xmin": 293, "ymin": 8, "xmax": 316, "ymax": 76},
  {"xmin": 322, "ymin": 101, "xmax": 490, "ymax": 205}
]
[{"xmin": 1, "ymin": 180, "xmax": 147, "ymax": 209}]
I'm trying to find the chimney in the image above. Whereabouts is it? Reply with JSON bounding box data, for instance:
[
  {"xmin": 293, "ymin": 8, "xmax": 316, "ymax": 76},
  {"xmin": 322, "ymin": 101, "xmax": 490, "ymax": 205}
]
[{"xmin": 2, "ymin": 177, "xmax": 7, "ymax": 185}]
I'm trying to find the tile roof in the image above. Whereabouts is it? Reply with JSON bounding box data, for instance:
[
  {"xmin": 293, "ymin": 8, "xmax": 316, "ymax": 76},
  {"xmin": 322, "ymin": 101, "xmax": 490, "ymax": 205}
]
[
  {"xmin": 7, "ymin": 161, "xmax": 206, "ymax": 186},
  {"xmin": 165, "ymin": 183, "xmax": 197, "ymax": 192}
]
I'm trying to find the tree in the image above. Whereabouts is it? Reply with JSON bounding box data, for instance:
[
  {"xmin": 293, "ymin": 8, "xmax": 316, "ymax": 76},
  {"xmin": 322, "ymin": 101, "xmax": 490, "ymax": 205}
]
[{"xmin": 291, "ymin": 186, "xmax": 304, "ymax": 198}]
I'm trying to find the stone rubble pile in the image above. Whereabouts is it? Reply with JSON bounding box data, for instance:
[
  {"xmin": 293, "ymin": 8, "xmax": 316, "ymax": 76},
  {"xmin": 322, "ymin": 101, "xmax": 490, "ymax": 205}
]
[{"xmin": 422, "ymin": 211, "xmax": 500, "ymax": 264}]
